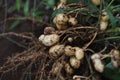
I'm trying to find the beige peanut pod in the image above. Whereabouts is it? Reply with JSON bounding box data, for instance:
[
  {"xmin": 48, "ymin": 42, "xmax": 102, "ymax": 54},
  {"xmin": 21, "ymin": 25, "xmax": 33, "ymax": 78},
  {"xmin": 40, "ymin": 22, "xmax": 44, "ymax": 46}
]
[
  {"xmin": 42, "ymin": 34, "xmax": 59, "ymax": 46},
  {"xmin": 64, "ymin": 63, "xmax": 74, "ymax": 75},
  {"xmin": 49, "ymin": 44, "xmax": 65, "ymax": 58},
  {"xmin": 91, "ymin": 0, "xmax": 100, "ymax": 6},
  {"xmin": 100, "ymin": 21, "xmax": 108, "ymax": 31},
  {"xmin": 93, "ymin": 59, "xmax": 104, "ymax": 73},
  {"xmin": 65, "ymin": 46, "xmax": 75, "ymax": 56},
  {"xmin": 73, "ymin": 75, "xmax": 81, "ymax": 80},
  {"xmin": 67, "ymin": 37, "xmax": 73, "ymax": 42},
  {"xmin": 54, "ymin": 13, "xmax": 68, "ymax": 25},
  {"xmin": 70, "ymin": 57, "xmax": 81, "ymax": 69},
  {"xmin": 60, "ymin": 0, "xmax": 67, "ymax": 4},
  {"xmin": 38, "ymin": 34, "xmax": 45, "ymax": 42},
  {"xmin": 75, "ymin": 48, "xmax": 84, "ymax": 60},
  {"xmin": 101, "ymin": 11, "xmax": 109, "ymax": 22},
  {"xmin": 111, "ymin": 59, "xmax": 119, "ymax": 68},
  {"xmin": 53, "ymin": 17, "xmax": 57, "ymax": 24},
  {"xmin": 52, "ymin": 62, "xmax": 63, "ymax": 74},
  {"xmin": 73, "ymin": 47, "xmax": 80, "ymax": 50},
  {"xmin": 44, "ymin": 27, "xmax": 55, "ymax": 35},
  {"xmin": 110, "ymin": 49, "xmax": 120, "ymax": 60},
  {"xmin": 56, "ymin": 23, "xmax": 68, "ymax": 30},
  {"xmin": 68, "ymin": 17, "xmax": 78, "ymax": 26},
  {"xmin": 91, "ymin": 53, "xmax": 101, "ymax": 60},
  {"xmin": 110, "ymin": 49, "xmax": 120, "ymax": 68}
]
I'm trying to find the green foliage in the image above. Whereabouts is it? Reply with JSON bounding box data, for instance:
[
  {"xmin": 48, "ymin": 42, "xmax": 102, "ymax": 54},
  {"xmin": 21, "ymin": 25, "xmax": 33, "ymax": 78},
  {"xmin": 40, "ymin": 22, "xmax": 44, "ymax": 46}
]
[
  {"xmin": 103, "ymin": 63, "xmax": 120, "ymax": 80},
  {"xmin": 67, "ymin": 0, "xmax": 82, "ymax": 4},
  {"xmin": 32, "ymin": 11, "xmax": 46, "ymax": 19},
  {"xmin": 9, "ymin": 20, "xmax": 20, "ymax": 30},
  {"xmin": 107, "ymin": 4, "xmax": 120, "ymax": 29},
  {"xmin": 107, "ymin": 10, "xmax": 117, "ymax": 29},
  {"xmin": 106, "ymin": 0, "xmax": 114, "ymax": 9},
  {"xmin": 24, "ymin": 0, "xmax": 29, "ymax": 16},
  {"xmin": 86, "ymin": 0, "xmax": 99, "ymax": 10},
  {"xmin": 12, "ymin": 0, "xmax": 51, "ymax": 29},
  {"xmin": 111, "ymin": 5, "xmax": 120, "ymax": 11},
  {"xmin": 16, "ymin": 0, "xmax": 21, "ymax": 12},
  {"xmin": 106, "ymin": 0, "xmax": 117, "ymax": 29},
  {"xmin": 51, "ymin": 9, "xmax": 66, "ymax": 20},
  {"xmin": 41, "ymin": 0, "xmax": 55, "ymax": 8}
]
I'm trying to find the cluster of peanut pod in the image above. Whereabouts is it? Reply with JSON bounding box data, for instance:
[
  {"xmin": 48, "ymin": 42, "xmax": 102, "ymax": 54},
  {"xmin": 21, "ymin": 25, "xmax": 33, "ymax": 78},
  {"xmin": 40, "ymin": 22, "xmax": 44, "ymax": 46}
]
[{"xmin": 38, "ymin": 0, "xmax": 120, "ymax": 77}]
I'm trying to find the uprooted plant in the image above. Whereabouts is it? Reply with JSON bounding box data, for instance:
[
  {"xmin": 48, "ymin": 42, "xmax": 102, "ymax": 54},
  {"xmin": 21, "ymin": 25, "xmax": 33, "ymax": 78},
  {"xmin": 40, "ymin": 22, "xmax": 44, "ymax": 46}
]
[{"xmin": 0, "ymin": 0, "xmax": 120, "ymax": 80}]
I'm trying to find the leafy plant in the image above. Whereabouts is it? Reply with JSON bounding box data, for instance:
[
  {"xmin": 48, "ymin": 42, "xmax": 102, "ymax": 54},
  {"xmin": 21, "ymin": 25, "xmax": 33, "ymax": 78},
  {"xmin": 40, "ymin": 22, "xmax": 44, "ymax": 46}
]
[
  {"xmin": 9, "ymin": 20, "xmax": 20, "ymax": 30},
  {"xmin": 67, "ymin": 0, "xmax": 82, "ymax": 4},
  {"xmin": 107, "ymin": 10, "xmax": 117, "ymax": 29},
  {"xmin": 24, "ymin": 0, "xmax": 30, "ymax": 16},
  {"xmin": 41, "ymin": 0, "xmax": 55, "ymax": 8},
  {"xmin": 103, "ymin": 63, "xmax": 120, "ymax": 80},
  {"xmin": 16, "ymin": 0, "xmax": 21, "ymax": 12}
]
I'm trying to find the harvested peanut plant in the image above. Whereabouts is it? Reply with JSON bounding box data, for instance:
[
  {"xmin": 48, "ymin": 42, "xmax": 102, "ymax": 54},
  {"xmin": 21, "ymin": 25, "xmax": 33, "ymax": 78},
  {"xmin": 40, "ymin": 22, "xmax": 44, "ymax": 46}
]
[{"xmin": 0, "ymin": 0, "xmax": 120, "ymax": 80}]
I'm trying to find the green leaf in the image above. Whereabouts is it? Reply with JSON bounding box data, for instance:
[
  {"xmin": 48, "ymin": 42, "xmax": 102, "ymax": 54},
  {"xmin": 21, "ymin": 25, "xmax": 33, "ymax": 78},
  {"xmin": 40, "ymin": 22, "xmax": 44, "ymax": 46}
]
[
  {"xmin": 24, "ymin": 0, "xmax": 29, "ymax": 16},
  {"xmin": 111, "ymin": 5, "xmax": 120, "ymax": 10},
  {"xmin": 51, "ymin": 9, "xmax": 65, "ymax": 20},
  {"xmin": 102, "ymin": 62, "xmax": 120, "ymax": 80},
  {"xmin": 47, "ymin": 0, "xmax": 55, "ymax": 7},
  {"xmin": 32, "ymin": 11, "xmax": 45, "ymax": 19},
  {"xmin": 16, "ymin": 0, "xmax": 21, "ymax": 12},
  {"xmin": 67, "ymin": 0, "xmax": 82, "ymax": 4},
  {"xmin": 106, "ymin": 0, "xmax": 117, "ymax": 29},
  {"xmin": 107, "ymin": 10, "xmax": 116, "ymax": 28},
  {"xmin": 41, "ymin": 0, "xmax": 55, "ymax": 8},
  {"xmin": 86, "ymin": 0, "xmax": 99, "ymax": 10},
  {"xmin": 106, "ymin": 0, "xmax": 114, "ymax": 9},
  {"xmin": 33, "ymin": 0, "xmax": 37, "ymax": 14},
  {"xmin": 9, "ymin": 20, "xmax": 20, "ymax": 30}
]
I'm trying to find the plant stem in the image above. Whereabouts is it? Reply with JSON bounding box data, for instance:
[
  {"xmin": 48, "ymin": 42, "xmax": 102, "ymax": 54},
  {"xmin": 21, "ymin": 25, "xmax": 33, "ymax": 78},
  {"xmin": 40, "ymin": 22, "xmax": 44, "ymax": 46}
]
[{"xmin": 94, "ymin": 36, "xmax": 120, "ymax": 43}]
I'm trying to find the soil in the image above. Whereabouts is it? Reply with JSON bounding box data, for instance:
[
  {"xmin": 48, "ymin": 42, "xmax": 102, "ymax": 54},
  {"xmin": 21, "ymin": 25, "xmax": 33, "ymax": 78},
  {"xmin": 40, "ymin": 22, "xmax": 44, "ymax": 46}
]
[{"xmin": 0, "ymin": 1, "xmax": 52, "ymax": 79}]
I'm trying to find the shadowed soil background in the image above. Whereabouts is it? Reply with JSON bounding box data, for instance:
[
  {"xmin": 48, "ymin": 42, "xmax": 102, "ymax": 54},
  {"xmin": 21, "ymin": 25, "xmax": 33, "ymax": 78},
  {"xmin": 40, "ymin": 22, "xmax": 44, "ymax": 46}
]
[{"xmin": 0, "ymin": 0, "xmax": 52, "ymax": 79}]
